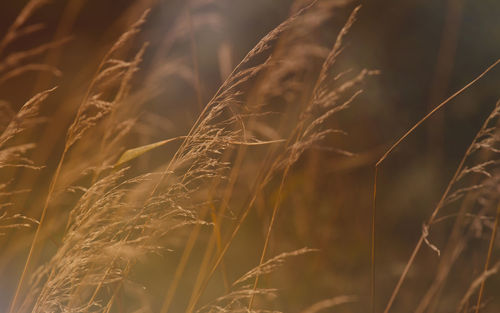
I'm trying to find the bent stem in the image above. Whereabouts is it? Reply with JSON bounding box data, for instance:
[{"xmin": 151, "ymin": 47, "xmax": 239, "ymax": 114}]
[{"xmin": 372, "ymin": 58, "xmax": 500, "ymax": 313}]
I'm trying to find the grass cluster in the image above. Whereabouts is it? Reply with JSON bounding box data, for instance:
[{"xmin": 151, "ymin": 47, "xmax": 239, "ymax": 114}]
[{"xmin": 0, "ymin": 0, "xmax": 499, "ymax": 313}]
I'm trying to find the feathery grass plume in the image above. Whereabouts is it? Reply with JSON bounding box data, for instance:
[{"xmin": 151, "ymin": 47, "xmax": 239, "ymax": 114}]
[
  {"xmin": 19, "ymin": 168, "xmax": 209, "ymax": 313},
  {"xmin": 247, "ymin": 5, "xmax": 376, "ymax": 307},
  {"xmin": 373, "ymin": 58, "xmax": 500, "ymax": 313},
  {"xmin": 124, "ymin": 1, "xmax": 210, "ymax": 112},
  {"xmin": 300, "ymin": 295, "xmax": 357, "ymax": 313},
  {"xmin": 0, "ymin": 88, "xmax": 55, "ymax": 169},
  {"xmin": 173, "ymin": 4, "xmax": 378, "ymax": 313},
  {"xmin": 0, "ymin": 0, "xmax": 64, "ymax": 241},
  {"xmin": 0, "ymin": 0, "xmax": 66, "ymax": 85},
  {"xmin": 0, "ymin": 179, "xmax": 38, "ymax": 237},
  {"xmin": 18, "ymin": 3, "xmax": 284, "ymax": 310},
  {"xmin": 0, "ymin": 88, "xmax": 54, "ymax": 239},
  {"xmin": 197, "ymin": 0, "xmax": 321, "ymax": 112},
  {"xmin": 62, "ymin": 0, "xmax": 228, "ymax": 184},
  {"xmin": 58, "ymin": 41, "xmax": 148, "ymax": 188},
  {"xmin": 268, "ymin": 4, "xmax": 377, "ymax": 172},
  {"xmin": 80, "ymin": 2, "xmax": 365, "ymax": 311},
  {"xmin": 415, "ymin": 186, "xmax": 499, "ymax": 313},
  {"xmin": 0, "ymin": 183, "xmax": 38, "ymax": 237},
  {"xmin": 177, "ymin": 3, "xmax": 378, "ymax": 311},
  {"xmin": 96, "ymin": 2, "xmax": 213, "ymax": 166},
  {"xmin": 0, "ymin": 210, "xmax": 38, "ymax": 236},
  {"xmin": 253, "ymin": 1, "xmax": 349, "ymax": 107},
  {"xmin": 196, "ymin": 289, "xmax": 279, "ymax": 313},
  {"xmin": 0, "ymin": 0, "xmax": 47, "ymax": 54},
  {"xmin": 393, "ymin": 99, "xmax": 500, "ymax": 313},
  {"xmin": 2, "ymin": 0, "xmax": 500, "ymax": 312},
  {"xmin": 457, "ymin": 261, "xmax": 500, "ymax": 313},
  {"xmin": 65, "ymin": 10, "xmax": 149, "ymax": 151},
  {"xmin": 21, "ymin": 1, "xmax": 295, "ymax": 309},
  {"xmin": 233, "ymin": 247, "xmax": 317, "ymax": 286},
  {"xmin": 443, "ymin": 103, "xmax": 500, "ymax": 208},
  {"xmin": 42, "ymin": 10, "xmax": 151, "ymax": 207},
  {"xmin": 148, "ymin": 3, "xmax": 329, "ymax": 193},
  {"xmin": 7, "ymin": 11, "xmax": 152, "ymax": 313},
  {"xmin": 0, "ymin": 0, "xmax": 68, "ymax": 258},
  {"xmin": 22, "ymin": 81, "xmax": 266, "ymax": 311},
  {"xmin": 158, "ymin": 3, "xmax": 336, "ymax": 310},
  {"xmin": 196, "ymin": 249, "xmax": 335, "ymax": 312},
  {"xmin": 0, "ymin": 0, "xmax": 64, "ymax": 291}
]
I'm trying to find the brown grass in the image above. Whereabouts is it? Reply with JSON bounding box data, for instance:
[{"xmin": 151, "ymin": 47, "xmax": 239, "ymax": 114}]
[{"xmin": 1, "ymin": 0, "xmax": 499, "ymax": 313}]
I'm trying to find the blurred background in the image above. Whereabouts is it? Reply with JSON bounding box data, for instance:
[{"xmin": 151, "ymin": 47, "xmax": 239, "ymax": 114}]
[{"xmin": 0, "ymin": 0, "xmax": 499, "ymax": 312}]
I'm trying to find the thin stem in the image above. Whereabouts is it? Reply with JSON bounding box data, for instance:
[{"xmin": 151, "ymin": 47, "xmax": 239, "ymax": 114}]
[
  {"xmin": 475, "ymin": 202, "xmax": 500, "ymax": 313},
  {"xmin": 373, "ymin": 58, "xmax": 500, "ymax": 313},
  {"xmin": 159, "ymin": 206, "xmax": 209, "ymax": 313},
  {"xmin": 8, "ymin": 149, "xmax": 67, "ymax": 313},
  {"xmin": 248, "ymin": 165, "xmax": 290, "ymax": 309},
  {"xmin": 377, "ymin": 58, "xmax": 500, "ymax": 167},
  {"xmin": 184, "ymin": 149, "xmax": 276, "ymax": 313},
  {"xmin": 371, "ymin": 166, "xmax": 378, "ymax": 313}
]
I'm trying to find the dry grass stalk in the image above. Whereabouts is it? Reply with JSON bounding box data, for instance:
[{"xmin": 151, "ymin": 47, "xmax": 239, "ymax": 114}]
[
  {"xmin": 474, "ymin": 202, "xmax": 500, "ymax": 313},
  {"xmin": 8, "ymin": 10, "xmax": 150, "ymax": 313},
  {"xmin": 248, "ymin": 4, "xmax": 376, "ymax": 309},
  {"xmin": 0, "ymin": 88, "xmax": 54, "ymax": 238},
  {"xmin": 300, "ymin": 295, "xmax": 357, "ymax": 313},
  {"xmin": 0, "ymin": 88, "xmax": 55, "ymax": 169},
  {"xmin": 3, "ymin": 1, "xmax": 496, "ymax": 312},
  {"xmin": 371, "ymin": 59, "xmax": 500, "ymax": 313},
  {"xmin": 0, "ymin": 0, "xmax": 48, "ymax": 55},
  {"xmin": 0, "ymin": 0, "xmax": 67, "ymax": 85},
  {"xmin": 457, "ymin": 261, "xmax": 500, "ymax": 313},
  {"xmin": 18, "ymin": 3, "xmax": 301, "ymax": 310},
  {"xmin": 131, "ymin": 2, "xmax": 374, "ymax": 312},
  {"xmin": 233, "ymin": 247, "xmax": 317, "ymax": 286},
  {"xmin": 0, "ymin": 1, "xmax": 67, "ymax": 286},
  {"xmin": 179, "ymin": 2, "xmax": 371, "ymax": 311}
]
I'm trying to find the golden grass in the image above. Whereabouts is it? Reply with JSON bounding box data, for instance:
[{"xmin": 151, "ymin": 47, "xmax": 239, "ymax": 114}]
[{"xmin": 1, "ymin": 1, "xmax": 499, "ymax": 312}]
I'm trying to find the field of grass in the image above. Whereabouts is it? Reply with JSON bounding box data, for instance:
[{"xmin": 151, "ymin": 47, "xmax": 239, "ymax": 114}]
[{"xmin": 0, "ymin": 0, "xmax": 499, "ymax": 312}]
